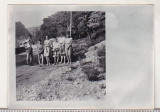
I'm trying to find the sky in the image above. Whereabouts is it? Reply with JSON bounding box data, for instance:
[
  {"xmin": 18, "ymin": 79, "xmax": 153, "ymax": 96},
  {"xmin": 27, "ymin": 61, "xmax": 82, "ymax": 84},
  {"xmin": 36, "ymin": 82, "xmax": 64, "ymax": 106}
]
[
  {"xmin": 9, "ymin": 5, "xmax": 153, "ymax": 30},
  {"xmin": 8, "ymin": 5, "xmax": 154, "ymax": 108},
  {"xmin": 9, "ymin": 5, "xmax": 108, "ymax": 28},
  {"xmin": 9, "ymin": 5, "xmax": 59, "ymax": 28},
  {"xmin": 8, "ymin": 5, "xmax": 152, "ymax": 28}
]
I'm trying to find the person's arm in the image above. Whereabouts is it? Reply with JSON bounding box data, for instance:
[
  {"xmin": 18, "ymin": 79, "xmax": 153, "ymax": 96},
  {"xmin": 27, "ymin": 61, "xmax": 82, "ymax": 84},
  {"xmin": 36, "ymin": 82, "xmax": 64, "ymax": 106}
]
[
  {"xmin": 70, "ymin": 38, "xmax": 73, "ymax": 45},
  {"xmin": 68, "ymin": 39, "xmax": 72, "ymax": 49},
  {"xmin": 50, "ymin": 41, "xmax": 53, "ymax": 48},
  {"xmin": 36, "ymin": 44, "xmax": 39, "ymax": 50},
  {"xmin": 24, "ymin": 39, "xmax": 28, "ymax": 43},
  {"xmin": 23, "ymin": 40, "xmax": 28, "ymax": 48},
  {"xmin": 23, "ymin": 39, "xmax": 28, "ymax": 45},
  {"xmin": 31, "ymin": 39, "xmax": 34, "ymax": 45},
  {"xmin": 43, "ymin": 40, "xmax": 46, "ymax": 47}
]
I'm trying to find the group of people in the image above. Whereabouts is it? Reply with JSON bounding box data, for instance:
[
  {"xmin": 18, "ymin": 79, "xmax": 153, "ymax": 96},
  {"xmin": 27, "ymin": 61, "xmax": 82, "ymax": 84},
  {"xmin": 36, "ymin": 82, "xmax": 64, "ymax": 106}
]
[{"xmin": 23, "ymin": 35, "xmax": 72, "ymax": 66}]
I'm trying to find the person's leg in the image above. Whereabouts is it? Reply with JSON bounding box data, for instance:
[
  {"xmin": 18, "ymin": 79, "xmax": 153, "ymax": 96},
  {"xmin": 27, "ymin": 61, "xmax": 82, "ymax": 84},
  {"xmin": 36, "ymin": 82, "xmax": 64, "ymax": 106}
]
[
  {"xmin": 55, "ymin": 52, "xmax": 58, "ymax": 64},
  {"xmin": 41, "ymin": 54, "xmax": 44, "ymax": 66},
  {"xmin": 53, "ymin": 52, "xmax": 55, "ymax": 65},
  {"xmin": 57, "ymin": 54, "xmax": 59, "ymax": 64},
  {"xmin": 48, "ymin": 47, "xmax": 50, "ymax": 65},
  {"xmin": 26, "ymin": 53, "xmax": 29, "ymax": 65},
  {"xmin": 46, "ymin": 56, "xmax": 48, "ymax": 65},
  {"xmin": 69, "ymin": 55, "xmax": 71, "ymax": 64},
  {"xmin": 63, "ymin": 55, "xmax": 66, "ymax": 64},
  {"xmin": 28, "ymin": 54, "xmax": 31, "ymax": 65},
  {"xmin": 60, "ymin": 55, "xmax": 63, "ymax": 64},
  {"xmin": 65, "ymin": 51, "xmax": 69, "ymax": 64},
  {"xmin": 66, "ymin": 55, "xmax": 69, "ymax": 64},
  {"xmin": 38, "ymin": 54, "xmax": 40, "ymax": 65},
  {"xmin": 29, "ymin": 48, "xmax": 33, "ymax": 65},
  {"xmin": 54, "ymin": 55, "xmax": 58, "ymax": 65},
  {"xmin": 44, "ymin": 47, "xmax": 47, "ymax": 65},
  {"xmin": 69, "ymin": 49, "xmax": 71, "ymax": 64},
  {"xmin": 48, "ymin": 56, "xmax": 50, "ymax": 65},
  {"xmin": 45, "ymin": 56, "xmax": 47, "ymax": 65},
  {"xmin": 29, "ymin": 53, "xmax": 33, "ymax": 65},
  {"xmin": 42, "ymin": 55, "xmax": 44, "ymax": 66},
  {"xmin": 53, "ymin": 56, "xmax": 55, "ymax": 65}
]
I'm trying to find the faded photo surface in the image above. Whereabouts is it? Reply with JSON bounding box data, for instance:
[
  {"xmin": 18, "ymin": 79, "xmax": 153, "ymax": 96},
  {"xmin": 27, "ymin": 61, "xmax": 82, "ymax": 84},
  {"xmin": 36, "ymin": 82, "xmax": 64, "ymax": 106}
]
[{"xmin": 8, "ymin": 5, "xmax": 154, "ymax": 109}]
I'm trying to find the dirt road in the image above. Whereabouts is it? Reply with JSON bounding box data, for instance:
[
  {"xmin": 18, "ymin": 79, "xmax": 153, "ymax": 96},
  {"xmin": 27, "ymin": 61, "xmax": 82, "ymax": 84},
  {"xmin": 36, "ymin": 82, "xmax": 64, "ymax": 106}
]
[{"xmin": 16, "ymin": 55, "xmax": 106, "ymax": 101}]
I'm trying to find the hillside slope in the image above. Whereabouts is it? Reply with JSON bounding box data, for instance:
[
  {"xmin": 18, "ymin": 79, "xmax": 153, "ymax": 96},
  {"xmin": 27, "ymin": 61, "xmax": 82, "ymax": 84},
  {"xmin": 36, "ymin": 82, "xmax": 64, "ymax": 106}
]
[{"xmin": 16, "ymin": 22, "xmax": 31, "ymax": 47}]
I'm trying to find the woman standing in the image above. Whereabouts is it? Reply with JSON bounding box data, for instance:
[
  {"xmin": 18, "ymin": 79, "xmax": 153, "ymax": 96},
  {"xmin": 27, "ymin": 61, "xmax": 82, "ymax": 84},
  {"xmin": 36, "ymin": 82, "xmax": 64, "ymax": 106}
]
[
  {"xmin": 44, "ymin": 36, "xmax": 52, "ymax": 65},
  {"xmin": 37, "ymin": 39, "xmax": 44, "ymax": 66}
]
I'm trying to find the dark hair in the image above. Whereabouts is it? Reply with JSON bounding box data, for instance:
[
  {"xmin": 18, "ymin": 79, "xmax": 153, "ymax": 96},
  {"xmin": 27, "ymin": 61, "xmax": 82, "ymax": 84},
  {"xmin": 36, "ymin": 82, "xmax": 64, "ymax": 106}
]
[
  {"xmin": 39, "ymin": 38, "xmax": 42, "ymax": 42},
  {"xmin": 28, "ymin": 35, "xmax": 32, "ymax": 38}
]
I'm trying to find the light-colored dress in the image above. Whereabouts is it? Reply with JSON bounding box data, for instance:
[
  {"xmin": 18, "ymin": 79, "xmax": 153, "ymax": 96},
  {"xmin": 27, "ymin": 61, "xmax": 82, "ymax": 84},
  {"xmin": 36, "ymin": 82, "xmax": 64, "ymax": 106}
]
[
  {"xmin": 44, "ymin": 40, "xmax": 51, "ymax": 57},
  {"xmin": 37, "ymin": 44, "xmax": 44, "ymax": 55}
]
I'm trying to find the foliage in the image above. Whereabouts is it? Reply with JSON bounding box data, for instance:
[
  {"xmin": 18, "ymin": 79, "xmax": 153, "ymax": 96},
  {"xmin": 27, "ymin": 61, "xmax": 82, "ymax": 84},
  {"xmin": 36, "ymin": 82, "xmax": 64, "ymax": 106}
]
[
  {"xmin": 40, "ymin": 11, "xmax": 105, "ymax": 43},
  {"xmin": 81, "ymin": 64, "xmax": 105, "ymax": 81},
  {"xmin": 41, "ymin": 12, "xmax": 70, "ymax": 38},
  {"xmin": 28, "ymin": 26, "xmax": 41, "ymax": 43},
  {"xmin": 87, "ymin": 11, "xmax": 105, "ymax": 43},
  {"xmin": 71, "ymin": 38, "xmax": 91, "ymax": 61},
  {"xmin": 16, "ymin": 22, "xmax": 30, "ymax": 39},
  {"xmin": 97, "ymin": 45, "xmax": 105, "ymax": 57},
  {"xmin": 97, "ymin": 45, "xmax": 106, "ymax": 73}
]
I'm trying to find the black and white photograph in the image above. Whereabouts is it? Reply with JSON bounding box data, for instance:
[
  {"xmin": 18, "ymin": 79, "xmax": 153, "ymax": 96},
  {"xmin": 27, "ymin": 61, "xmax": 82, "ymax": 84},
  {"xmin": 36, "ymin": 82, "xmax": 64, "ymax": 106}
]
[
  {"xmin": 14, "ymin": 9, "xmax": 106, "ymax": 101},
  {"xmin": 8, "ymin": 5, "xmax": 154, "ymax": 109}
]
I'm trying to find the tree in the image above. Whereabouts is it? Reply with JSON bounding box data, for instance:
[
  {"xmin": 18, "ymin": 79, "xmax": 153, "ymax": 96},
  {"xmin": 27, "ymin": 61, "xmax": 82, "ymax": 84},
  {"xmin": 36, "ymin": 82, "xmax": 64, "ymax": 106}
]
[
  {"xmin": 87, "ymin": 11, "xmax": 105, "ymax": 43},
  {"xmin": 71, "ymin": 11, "xmax": 93, "ymax": 40},
  {"xmin": 40, "ymin": 11, "xmax": 105, "ymax": 44},
  {"xmin": 41, "ymin": 11, "xmax": 70, "ymax": 39}
]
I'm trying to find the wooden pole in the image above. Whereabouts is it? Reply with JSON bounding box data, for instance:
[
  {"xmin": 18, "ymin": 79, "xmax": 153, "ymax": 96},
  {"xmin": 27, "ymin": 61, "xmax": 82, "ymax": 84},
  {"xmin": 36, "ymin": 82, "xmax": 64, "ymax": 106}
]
[{"xmin": 70, "ymin": 11, "xmax": 72, "ymax": 38}]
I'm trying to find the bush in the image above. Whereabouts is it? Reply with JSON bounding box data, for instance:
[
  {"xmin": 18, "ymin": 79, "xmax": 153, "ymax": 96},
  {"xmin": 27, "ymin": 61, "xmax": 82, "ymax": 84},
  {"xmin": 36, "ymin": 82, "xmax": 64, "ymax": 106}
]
[
  {"xmin": 82, "ymin": 65, "xmax": 105, "ymax": 81},
  {"xmin": 81, "ymin": 41, "xmax": 106, "ymax": 81},
  {"xmin": 71, "ymin": 38, "xmax": 91, "ymax": 61},
  {"xmin": 99, "ymin": 57, "xmax": 106, "ymax": 73},
  {"xmin": 97, "ymin": 45, "xmax": 105, "ymax": 57},
  {"xmin": 97, "ymin": 45, "xmax": 106, "ymax": 72}
]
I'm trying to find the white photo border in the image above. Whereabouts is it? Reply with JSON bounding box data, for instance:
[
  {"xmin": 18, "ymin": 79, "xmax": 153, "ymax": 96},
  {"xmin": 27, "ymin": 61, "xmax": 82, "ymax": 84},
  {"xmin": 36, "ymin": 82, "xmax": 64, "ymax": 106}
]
[{"xmin": 0, "ymin": 0, "xmax": 159, "ymax": 109}]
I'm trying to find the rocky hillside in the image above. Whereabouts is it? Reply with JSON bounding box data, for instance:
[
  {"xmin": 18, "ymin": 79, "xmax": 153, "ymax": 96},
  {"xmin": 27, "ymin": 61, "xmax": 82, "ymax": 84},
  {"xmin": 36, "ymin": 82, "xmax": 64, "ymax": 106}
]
[{"xmin": 16, "ymin": 22, "xmax": 31, "ymax": 47}]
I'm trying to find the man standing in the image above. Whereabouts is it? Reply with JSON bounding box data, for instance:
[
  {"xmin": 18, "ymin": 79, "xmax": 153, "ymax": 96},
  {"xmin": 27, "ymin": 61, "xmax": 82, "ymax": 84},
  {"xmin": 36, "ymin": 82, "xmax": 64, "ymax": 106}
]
[
  {"xmin": 24, "ymin": 35, "xmax": 34, "ymax": 66},
  {"xmin": 65, "ymin": 34, "xmax": 72, "ymax": 64}
]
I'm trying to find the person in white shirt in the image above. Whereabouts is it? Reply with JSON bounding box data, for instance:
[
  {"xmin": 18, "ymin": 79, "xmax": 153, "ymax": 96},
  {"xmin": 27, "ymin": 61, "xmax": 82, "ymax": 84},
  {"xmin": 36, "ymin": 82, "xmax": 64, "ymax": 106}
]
[
  {"xmin": 44, "ymin": 36, "xmax": 52, "ymax": 65},
  {"xmin": 24, "ymin": 35, "xmax": 34, "ymax": 65}
]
